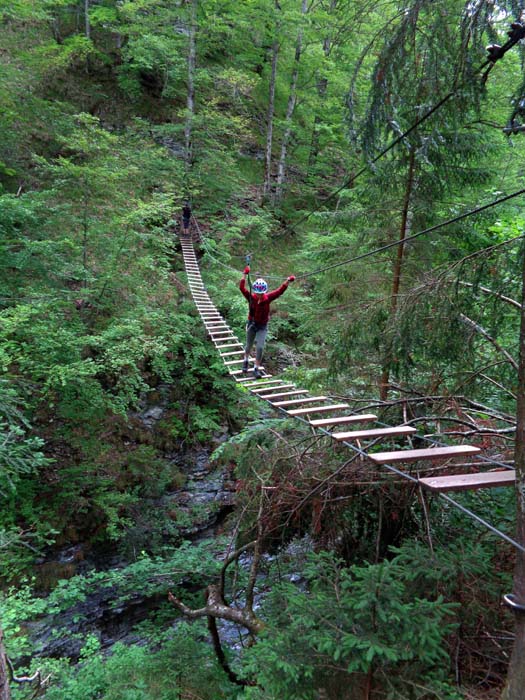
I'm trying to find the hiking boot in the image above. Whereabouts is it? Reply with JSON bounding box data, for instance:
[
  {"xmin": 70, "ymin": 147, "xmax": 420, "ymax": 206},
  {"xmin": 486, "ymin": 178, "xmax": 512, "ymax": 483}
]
[
  {"xmin": 253, "ymin": 367, "xmax": 262, "ymax": 379},
  {"xmin": 242, "ymin": 358, "xmax": 249, "ymax": 373}
]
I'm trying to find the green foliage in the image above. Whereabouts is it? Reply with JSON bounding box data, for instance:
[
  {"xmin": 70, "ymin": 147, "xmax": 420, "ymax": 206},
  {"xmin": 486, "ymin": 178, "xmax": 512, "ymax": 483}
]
[
  {"xmin": 1, "ymin": 540, "xmax": 224, "ymax": 662},
  {"xmin": 37, "ymin": 627, "xmax": 232, "ymax": 700},
  {"xmin": 0, "ymin": 1, "xmax": 523, "ymax": 697},
  {"xmin": 242, "ymin": 549, "xmax": 461, "ymax": 699}
]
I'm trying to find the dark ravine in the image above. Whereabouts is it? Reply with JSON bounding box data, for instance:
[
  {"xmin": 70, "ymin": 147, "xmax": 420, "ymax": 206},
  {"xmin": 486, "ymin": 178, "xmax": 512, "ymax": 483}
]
[{"xmin": 27, "ymin": 389, "xmax": 238, "ymax": 662}]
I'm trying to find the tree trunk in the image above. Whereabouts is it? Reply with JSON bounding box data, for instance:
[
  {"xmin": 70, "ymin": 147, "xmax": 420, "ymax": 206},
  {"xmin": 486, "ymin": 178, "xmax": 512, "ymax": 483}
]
[
  {"xmin": 84, "ymin": 0, "xmax": 90, "ymax": 39},
  {"xmin": 308, "ymin": 0, "xmax": 336, "ymax": 171},
  {"xmin": 501, "ymin": 245, "xmax": 525, "ymax": 700},
  {"xmin": 274, "ymin": 0, "xmax": 307, "ymax": 202},
  {"xmin": 263, "ymin": 38, "xmax": 279, "ymax": 201},
  {"xmin": 0, "ymin": 626, "xmax": 11, "ymax": 700},
  {"xmin": 184, "ymin": 0, "xmax": 197, "ymax": 169},
  {"xmin": 379, "ymin": 148, "xmax": 416, "ymax": 401}
]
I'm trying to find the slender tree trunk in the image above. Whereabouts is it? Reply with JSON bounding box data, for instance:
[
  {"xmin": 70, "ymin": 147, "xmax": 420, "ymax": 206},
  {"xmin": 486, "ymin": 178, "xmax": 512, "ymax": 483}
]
[
  {"xmin": 308, "ymin": 0, "xmax": 336, "ymax": 170},
  {"xmin": 84, "ymin": 0, "xmax": 90, "ymax": 39},
  {"xmin": 0, "ymin": 626, "xmax": 11, "ymax": 700},
  {"xmin": 379, "ymin": 148, "xmax": 416, "ymax": 401},
  {"xmin": 308, "ymin": 78, "xmax": 328, "ymax": 171},
  {"xmin": 274, "ymin": 0, "xmax": 307, "ymax": 202},
  {"xmin": 263, "ymin": 38, "xmax": 279, "ymax": 201},
  {"xmin": 501, "ymin": 243, "xmax": 525, "ymax": 700},
  {"xmin": 185, "ymin": 0, "xmax": 197, "ymax": 169}
]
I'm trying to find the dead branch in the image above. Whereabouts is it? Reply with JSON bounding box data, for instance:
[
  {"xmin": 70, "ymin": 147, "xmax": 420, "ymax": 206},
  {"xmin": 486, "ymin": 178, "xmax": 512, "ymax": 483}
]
[
  {"xmin": 459, "ymin": 314, "xmax": 518, "ymax": 371},
  {"xmin": 459, "ymin": 281, "xmax": 521, "ymax": 310},
  {"xmin": 219, "ymin": 540, "xmax": 256, "ymax": 600},
  {"xmin": 245, "ymin": 488, "xmax": 264, "ymax": 614}
]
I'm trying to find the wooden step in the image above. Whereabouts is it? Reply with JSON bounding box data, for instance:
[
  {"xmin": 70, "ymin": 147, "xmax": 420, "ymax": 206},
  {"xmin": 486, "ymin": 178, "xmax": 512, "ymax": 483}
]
[
  {"xmin": 220, "ymin": 350, "xmax": 245, "ymax": 357},
  {"xmin": 332, "ymin": 426, "xmax": 417, "ymax": 442},
  {"xmin": 216, "ymin": 342, "xmax": 243, "ymax": 349},
  {"xmin": 419, "ymin": 470, "xmax": 515, "ymax": 492},
  {"xmin": 236, "ymin": 374, "xmax": 272, "ymax": 382},
  {"xmin": 287, "ymin": 403, "xmax": 350, "ymax": 416},
  {"xmin": 370, "ymin": 445, "xmax": 481, "ymax": 465},
  {"xmin": 224, "ymin": 358, "xmax": 247, "ymax": 366},
  {"xmin": 242, "ymin": 379, "xmax": 284, "ymax": 388},
  {"xmin": 252, "ymin": 383, "xmax": 295, "ymax": 394},
  {"xmin": 272, "ymin": 395, "xmax": 328, "ymax": 407},
  {"xmin": 261, "ymin": 390, "xmax": 309, "ymax": 400},
  {"xmin": 309, "ymin": 413, "xmax": 378, "ymax": 428}
]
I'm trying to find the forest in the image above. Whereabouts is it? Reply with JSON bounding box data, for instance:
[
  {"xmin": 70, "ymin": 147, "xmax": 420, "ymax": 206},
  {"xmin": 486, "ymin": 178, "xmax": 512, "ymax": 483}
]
[{"xmin": 2, "ymin": 0, "xmax": 525, "ymax": 698}]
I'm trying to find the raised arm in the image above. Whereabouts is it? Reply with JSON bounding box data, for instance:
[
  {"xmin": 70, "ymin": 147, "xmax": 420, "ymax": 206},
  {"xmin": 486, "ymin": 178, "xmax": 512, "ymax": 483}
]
[
  {"xmin": 267, "ymin": 275, "xmax": 295, "ymax": 302},
  {"xmin": 239, "ymin": 267, "xmax": 251, "ymax": 301}
]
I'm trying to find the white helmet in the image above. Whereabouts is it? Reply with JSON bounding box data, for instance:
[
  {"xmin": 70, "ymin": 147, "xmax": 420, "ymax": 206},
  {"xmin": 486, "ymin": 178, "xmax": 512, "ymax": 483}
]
[{"xmin": 252, "ymin": 278, "xmax": 268, "ymax": 293}]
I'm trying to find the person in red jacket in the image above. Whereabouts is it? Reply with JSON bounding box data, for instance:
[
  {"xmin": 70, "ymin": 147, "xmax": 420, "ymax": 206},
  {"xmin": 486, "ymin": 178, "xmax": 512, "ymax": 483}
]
[{"xmin": 239, "ymin": 266, "xmax": 295, "ymax": 379}]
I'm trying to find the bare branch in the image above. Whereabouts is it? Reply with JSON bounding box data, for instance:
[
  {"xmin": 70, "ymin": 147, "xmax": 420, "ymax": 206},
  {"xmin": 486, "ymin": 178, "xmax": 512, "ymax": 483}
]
[
  {"xmin": 168, "ymin": 585, "xmax": 265, "ymax": 635},
  {"xmin": 459, "ymin": 281, "xmax": 521, "ymax": 309},
  {"xmin": 459, "ymin": 313, "xmax": 518, "ymax": 371}
]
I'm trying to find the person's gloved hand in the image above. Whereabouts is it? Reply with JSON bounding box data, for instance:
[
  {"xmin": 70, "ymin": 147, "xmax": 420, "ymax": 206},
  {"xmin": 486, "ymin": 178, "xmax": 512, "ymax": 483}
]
[
  {"xmin": 287, "ymin": 275, "xmax": 296, "ymax": 282},
  {"xmin": 244, "ymin": 266, "xmax": 250, "ymax": 274}
]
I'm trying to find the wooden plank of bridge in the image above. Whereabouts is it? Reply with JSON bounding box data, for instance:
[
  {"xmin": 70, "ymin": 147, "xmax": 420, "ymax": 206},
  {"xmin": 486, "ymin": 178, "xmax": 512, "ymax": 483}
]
[
  {"xmin": 272, "ymin": 396, "xmax": 328, "ymax": 407},
  {"xmin": 216, "ymin": 342, "xmax": 243, "ymax": 349},
  {"xmin": 369, "ymin": 445, "xmax": 481, "ymax": 464},
  {"xmin": 251, "ymin": 383, "xmax": 296, "ymax": 394},
  {"xmin": 260, "ymin": 390, "xmax": 308, "ymax": 400},
  {"xmin": 220, "ymin": 350, "xmax": 245, "ymax": 357},
  {"xmin": 309, "ymin": 414, "xmax": 378, "ymax": 427},
  {"xmin": 224, "ymin": 358, "xmax": 246, "ymax": 366},
  {"xmin": 236, "ymin": 375, "xmax": 272, "ymax": 382},
  {"xmin": 419, "ymin": 470, "xmax": 515, "ymax": 492},
  {"xmin": 331, "ymin": 425, "xmax": 417, "ymax": 442},
  {"xmin": 287, "ymin": 403, "xmax": 350, "ymax": 416},
  {"xmin": 242, "ymin": 379, "xmax": 284, "ymax": 388}
]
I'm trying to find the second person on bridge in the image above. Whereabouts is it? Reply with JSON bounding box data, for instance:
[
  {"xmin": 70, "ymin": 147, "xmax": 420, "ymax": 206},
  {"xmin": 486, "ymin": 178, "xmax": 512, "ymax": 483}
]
[{"xmin": 240, "ymin": 266, "xmax": 295, "ymax": 379}]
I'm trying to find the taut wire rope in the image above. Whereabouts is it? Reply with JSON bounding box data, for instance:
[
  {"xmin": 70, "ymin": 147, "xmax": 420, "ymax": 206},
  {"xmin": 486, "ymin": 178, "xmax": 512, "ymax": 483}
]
[
  {"xmin": 193, "ymin": 188, "xmax": 525, "ymax": 283},
  {"xmin": 288, "ymin": 21, "xmax": 525, "ymax": 233}
]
